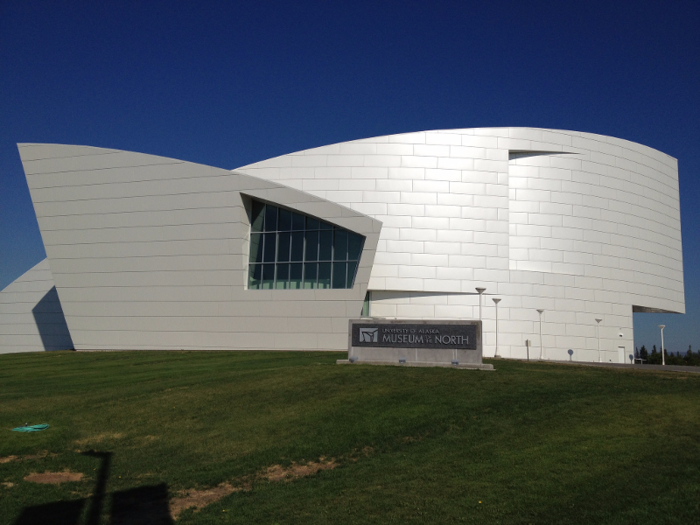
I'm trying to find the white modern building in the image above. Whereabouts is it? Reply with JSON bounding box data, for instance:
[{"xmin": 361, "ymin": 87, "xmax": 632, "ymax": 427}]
[{"xmin": 0, "ymin": 128, "xmax": 684, "ymax": 362}]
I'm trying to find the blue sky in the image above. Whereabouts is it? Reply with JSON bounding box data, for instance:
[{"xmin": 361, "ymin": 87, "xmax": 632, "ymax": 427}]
[{"xmin": 1, "ymin": 1, "xmax": 698, "ymax": 352}]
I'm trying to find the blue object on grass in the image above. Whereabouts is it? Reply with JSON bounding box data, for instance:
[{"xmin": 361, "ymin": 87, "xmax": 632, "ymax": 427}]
[{"xmin": 12, "ymin": 424, "xmax": 49, "ymax": 432}]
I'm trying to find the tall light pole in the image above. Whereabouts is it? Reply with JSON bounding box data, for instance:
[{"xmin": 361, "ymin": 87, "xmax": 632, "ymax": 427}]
[
  {"xmin": 536, "ymin": 309, "xmax": 544, "ymax": 360},
  {"xmin": 595, "ymin": 318, "xmax": 603, "ymax": 363},
  {"xmin": 476, "ymin": 288, "xmax": 486, "ymax": 322},
  {"xmin": 659, "ymin": 325, "xmax": 666, "ymax": 366},
  {"xmin": 493, "ymin": 298, "xmax": 501, "ymax": 358}
]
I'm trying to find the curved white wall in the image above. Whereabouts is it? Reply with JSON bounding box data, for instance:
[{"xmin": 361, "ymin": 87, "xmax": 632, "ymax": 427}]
[
  {"xmin": 237, "ymin": 128, "xmax": 684, "ymax": 362},
  {"xmin": 15, "ymin": 144, "xmax": 380, "ymax": 352},
  {"xmin": 0, "ymin": 259, "xmax": 73, "ymax": 353},
  {"xmin": 2, "ymin": 129, "xmax": 682, "ymax": 360}
]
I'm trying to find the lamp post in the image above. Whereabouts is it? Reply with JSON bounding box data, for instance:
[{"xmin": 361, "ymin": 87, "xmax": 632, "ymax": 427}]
[
  {"xmin": 659, "ymin": 324, "xmax": 666, "ymax": 366},
  {"xmin": 493, "ymin": 298, "xmax": 501, "ymax": 358},
  {"xmin": 595, "ymin": 318, "xmax": 602, "ymax": 363},
  {"xmin": 536, "ymin": 309, "xmax": 544, "ymax": 360},
  {"xmin": 476, "ymin": 288, "xmax": 486, "ymax": 321}
]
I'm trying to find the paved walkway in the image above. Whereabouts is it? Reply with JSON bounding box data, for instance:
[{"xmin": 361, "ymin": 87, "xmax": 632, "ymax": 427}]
[{"xmin": 506, "ymin": 358, "xmax": 700, "ymax": 374}]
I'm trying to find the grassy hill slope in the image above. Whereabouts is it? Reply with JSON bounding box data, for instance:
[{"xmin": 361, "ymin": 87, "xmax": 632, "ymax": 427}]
[{"xmin": 1, "ymin": 351, "xmax": 698, "ymax": 524}]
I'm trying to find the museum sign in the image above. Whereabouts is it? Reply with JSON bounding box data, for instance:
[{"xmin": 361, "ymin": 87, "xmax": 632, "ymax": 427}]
[{"xmin": 351, "ymin": 323, "xmax": 477, "ymax": 350}]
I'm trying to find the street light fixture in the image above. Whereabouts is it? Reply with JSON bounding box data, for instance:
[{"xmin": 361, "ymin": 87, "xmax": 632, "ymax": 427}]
[
  {"xmin": 536, "ymin": 309, "xmax": 544, "ymax": 360},
  {"xmin": 493, "ymin": 298, "xmax": 501, "ymax": 358},
  {"xmin": 595, "ymin": 318, "xmax": 603, "ymax": 363},
  {"xmin": 659, "ymin": 325, "xmax": 666, "ymax": 366},
  {"xmin": 476, "ymin": 288, "xmax": 486, "ymax": 321}
]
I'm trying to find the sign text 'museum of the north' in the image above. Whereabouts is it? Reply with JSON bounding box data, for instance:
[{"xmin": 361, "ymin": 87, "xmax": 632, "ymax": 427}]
[{"xmin": 351, "ymin": 323, "xmax": 477, "ymax": 350}]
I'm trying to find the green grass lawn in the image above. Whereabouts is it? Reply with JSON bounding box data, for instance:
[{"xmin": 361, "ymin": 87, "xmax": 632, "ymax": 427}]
[{"xmin": 1, "ymin": 351, "xmax": 699, "ymax": 524}]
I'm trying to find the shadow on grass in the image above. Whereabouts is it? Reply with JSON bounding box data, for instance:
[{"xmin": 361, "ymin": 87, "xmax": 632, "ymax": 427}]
[
  {"xmin": 109, "ymin": 484, "xmax": 172, "ymax": 525},
  {"xmin": 13, "ymin": 450, "xmax": 173, "ymax": 525},
  {"xmin": 13, "ymin": 499, "xmax": 86, "ymax": 525}
]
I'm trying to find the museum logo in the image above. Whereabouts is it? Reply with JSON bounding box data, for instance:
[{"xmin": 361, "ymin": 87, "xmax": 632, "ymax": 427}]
[{"xmin": 359, "ymin": 327, "xmax": 379, "ymax": 343}]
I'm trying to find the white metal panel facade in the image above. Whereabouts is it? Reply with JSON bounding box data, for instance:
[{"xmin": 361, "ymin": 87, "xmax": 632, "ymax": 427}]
[
  {"xmin": 0, "ymin": 259, "xmax": 73, "ymax": 353},
  {"xmin": 237, "ymin": 128, "xmax": 683, "ymax": 362},
  {"xmin": 1, "ymin": 129, "xmax": 683, "ymax": 360},
  {"xmin": 15, "ymin": 144, "xmax": 380, "ymax": 352}
]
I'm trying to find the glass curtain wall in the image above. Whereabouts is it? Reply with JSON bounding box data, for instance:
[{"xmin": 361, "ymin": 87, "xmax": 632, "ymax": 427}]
[{"xmin": 249, "ymin": 200, "xmax": 365, "ymax": 290}]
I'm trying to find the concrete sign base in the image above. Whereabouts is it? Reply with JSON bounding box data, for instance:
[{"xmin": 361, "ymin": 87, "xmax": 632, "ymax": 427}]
[{"xmin": 336, "ymin": 359, "xmax": 494, "ymax": 370}]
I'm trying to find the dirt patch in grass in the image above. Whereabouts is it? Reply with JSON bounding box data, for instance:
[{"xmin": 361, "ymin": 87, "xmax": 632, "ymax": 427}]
[
  {"xmin": 2, "ymin": 482, "xmax": 14, "ymax": 488},
  {"xmin": 0, "ymin": 451, "xmax": 52, "ymax": 464},
  {"xmin": 74, "ymin": 432, "xmax": 124, "ymax": 445},
  {"xmin": 170, "ymin": 457, "xmax": 338, "ymax": 519},
  {"xmin": 26, "ymin": 451, "xmax": 53, "ymax": 460},
  {"xmin": 348, "ymin": 446, "xmax": 374, "ymax": 461},
  {"xmin": 170, "ymin": 483, "xmax": 242, "ymax": 519},
  {"xmin": 262, "ymin": 457, "xmax": 338, "ymax": 482},
  {"xmin": 24, "ymin": 471, "xmax": 84, "ymax": 484}
]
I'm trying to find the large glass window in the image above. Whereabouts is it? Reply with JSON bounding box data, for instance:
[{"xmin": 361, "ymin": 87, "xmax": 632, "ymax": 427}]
[{"xmin": 248, "ymin": 200, "xmax": 365, "ymax": 290}]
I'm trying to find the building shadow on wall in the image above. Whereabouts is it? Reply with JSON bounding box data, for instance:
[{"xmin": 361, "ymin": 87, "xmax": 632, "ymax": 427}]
[
  {"xmin": 13, "ymin": 451, "xmax": 173, "ymax": 525},
  {"xmin": 31, "ymin": 286, "xmax": 74, "ymax": 351}
]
